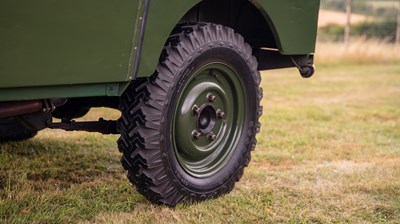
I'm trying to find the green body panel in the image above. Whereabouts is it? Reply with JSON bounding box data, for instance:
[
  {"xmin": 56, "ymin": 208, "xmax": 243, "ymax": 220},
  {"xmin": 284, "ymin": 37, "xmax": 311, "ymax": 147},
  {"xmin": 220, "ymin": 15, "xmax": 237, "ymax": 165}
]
[
  {"xmin": 0, "ymin": 0, "xmax": 319, "ymax": 102},
  {"xmin": 0, "ymin": 0, "xmax": 140, "ymax": 89},
  {"xmin": 253, "ymin": 0, "xmax": 320, "ymax": 55},
  {"xmin": 0, "ymin": 83, "xmax": 121, "ymax": 102},
  {"xmin": 136, "ymin": 0, "xmax": 200, "ymax": 78},
  {"xmin": 136, "ymin": 0, "xmax": 320, "ymax": 78}
]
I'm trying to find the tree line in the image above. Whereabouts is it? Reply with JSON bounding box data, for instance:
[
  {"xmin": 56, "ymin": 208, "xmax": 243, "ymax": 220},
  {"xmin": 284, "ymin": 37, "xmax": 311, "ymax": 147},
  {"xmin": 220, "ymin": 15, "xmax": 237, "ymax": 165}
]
[{"xmin": 320, "ymin": 0, "xmax": 400, "ymax": 44}]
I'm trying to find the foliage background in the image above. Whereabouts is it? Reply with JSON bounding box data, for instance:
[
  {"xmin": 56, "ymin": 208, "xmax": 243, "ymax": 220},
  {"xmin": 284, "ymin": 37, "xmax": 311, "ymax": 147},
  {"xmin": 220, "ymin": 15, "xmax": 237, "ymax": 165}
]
[{"xmin": 319, "ymin": 0, "xmax": 399, "ymax": 42}]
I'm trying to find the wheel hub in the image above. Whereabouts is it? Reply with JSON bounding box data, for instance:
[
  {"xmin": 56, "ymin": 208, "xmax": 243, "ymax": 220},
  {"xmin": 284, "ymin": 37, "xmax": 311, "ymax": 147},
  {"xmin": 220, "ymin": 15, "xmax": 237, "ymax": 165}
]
[
  {"xmin": 173, "ymin": 63, "xmax": 245, "ymax": 178},
  {"xmin": 197, "ymin": 104, "xmax": 217, "ymax": 134}
]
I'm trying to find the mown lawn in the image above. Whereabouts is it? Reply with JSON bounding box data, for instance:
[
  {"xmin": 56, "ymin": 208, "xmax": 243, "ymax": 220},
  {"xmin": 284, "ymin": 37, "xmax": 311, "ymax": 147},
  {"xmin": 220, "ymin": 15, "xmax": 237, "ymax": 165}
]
[{"xmin": 1, "ymin": 63, "xmax": 399, "ymax": 223}]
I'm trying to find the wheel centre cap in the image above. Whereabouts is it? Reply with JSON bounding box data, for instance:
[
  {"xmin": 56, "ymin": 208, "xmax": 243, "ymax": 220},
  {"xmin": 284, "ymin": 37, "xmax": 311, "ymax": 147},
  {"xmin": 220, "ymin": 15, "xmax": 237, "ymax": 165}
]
[{"xmin": 197, "ymin": 105, "xmax": 217, "ymax": 134}]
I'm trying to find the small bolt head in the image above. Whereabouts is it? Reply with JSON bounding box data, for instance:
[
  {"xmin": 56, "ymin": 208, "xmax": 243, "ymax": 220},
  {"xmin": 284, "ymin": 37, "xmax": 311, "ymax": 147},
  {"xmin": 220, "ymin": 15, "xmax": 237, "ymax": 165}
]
[
  {"xmin": 192, "ymin": 130, "xmax": 201, "ymax": 139},
  {"xmin": 207, "ymin": 94, "xmax": 216, "ymax": 102},
  {"xmin": 207, "ymin": 133, "xmax": 216, "ymax": 141},
  {"xmin": 216, "ymin": 110, "xmax": 225, "ymax": 119},
  {"xmin": 192, "ymin": 105, "xmax": 200, "ymax": 115}
]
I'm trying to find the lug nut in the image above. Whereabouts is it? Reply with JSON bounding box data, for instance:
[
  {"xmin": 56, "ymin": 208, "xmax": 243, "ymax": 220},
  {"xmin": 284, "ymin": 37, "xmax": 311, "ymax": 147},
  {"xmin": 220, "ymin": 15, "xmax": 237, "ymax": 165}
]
[
  {"xmin": 192, "ymin": 130, "xmax": 201, "ymax": 139},
  {"xmin": 207, "ymin": 133, "xmax": 217, "ymax": 141},
  {"xmin": 192, "ymin": 105, "xmax": 200, "ymax": 115},
  {"xmin": 207, "ymin": 94, "xmax": 216, "ymax": 102},
  {"xmin": 216, "ymin": 110, "xmax": 225, "ymax": 119}
]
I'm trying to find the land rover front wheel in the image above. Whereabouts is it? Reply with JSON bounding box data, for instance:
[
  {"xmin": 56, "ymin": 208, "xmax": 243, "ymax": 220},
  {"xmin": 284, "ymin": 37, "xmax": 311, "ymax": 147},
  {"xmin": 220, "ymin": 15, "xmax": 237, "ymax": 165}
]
[{"xmin": 118, "ymin": 23, "xmax": 262, "ymax": 206}]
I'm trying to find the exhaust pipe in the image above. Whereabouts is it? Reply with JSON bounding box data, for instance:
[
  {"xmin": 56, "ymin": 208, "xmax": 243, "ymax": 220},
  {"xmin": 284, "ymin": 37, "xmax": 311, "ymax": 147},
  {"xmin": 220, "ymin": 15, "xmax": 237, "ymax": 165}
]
[{"xmin": 0, "ymin": 99, "xmax": 66, "ymax": 119}]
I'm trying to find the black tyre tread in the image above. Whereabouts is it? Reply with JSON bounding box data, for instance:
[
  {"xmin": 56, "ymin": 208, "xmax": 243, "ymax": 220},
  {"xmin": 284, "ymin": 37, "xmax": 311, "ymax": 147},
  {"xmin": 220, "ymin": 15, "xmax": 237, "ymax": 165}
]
[
  {"xmin": 118, "ymin": 23, "xmax": 262, "ymax": 206},
  {"xmin": 0, "ymin": 118, "xmax": 37, "ymax": 142}
]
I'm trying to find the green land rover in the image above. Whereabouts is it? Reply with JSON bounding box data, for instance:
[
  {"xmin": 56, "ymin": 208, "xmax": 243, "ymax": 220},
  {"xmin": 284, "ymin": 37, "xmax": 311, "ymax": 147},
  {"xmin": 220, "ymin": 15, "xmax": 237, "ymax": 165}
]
[{"xmin": 0, "ymin": 0, "xmax": 320, "ymax": 206}]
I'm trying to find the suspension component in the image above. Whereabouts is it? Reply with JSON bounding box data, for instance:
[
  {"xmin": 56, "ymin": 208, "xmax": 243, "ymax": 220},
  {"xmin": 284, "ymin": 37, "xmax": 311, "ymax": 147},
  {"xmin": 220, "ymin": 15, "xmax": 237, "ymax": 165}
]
[
  {"xmin": 299, "ymin": 65, "xmax": 316, "ymax": 78},
  {"xmin": 49, "ymin": 118, "xmax": 118, "ymax": 134}
]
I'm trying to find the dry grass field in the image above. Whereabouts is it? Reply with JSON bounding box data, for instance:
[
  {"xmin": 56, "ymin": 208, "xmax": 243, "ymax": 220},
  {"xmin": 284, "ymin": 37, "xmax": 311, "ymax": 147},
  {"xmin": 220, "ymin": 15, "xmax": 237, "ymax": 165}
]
[
  {"xmin": 316, "ymin": 39, "xmax": 400, "ymax": 65},
  {"xmin": 318, "ymin": 9, "xmax": 372, "ymax": 27},
  {"xmin": 1, "ymin": 42, "xmax": 400, "ymax": 223}
]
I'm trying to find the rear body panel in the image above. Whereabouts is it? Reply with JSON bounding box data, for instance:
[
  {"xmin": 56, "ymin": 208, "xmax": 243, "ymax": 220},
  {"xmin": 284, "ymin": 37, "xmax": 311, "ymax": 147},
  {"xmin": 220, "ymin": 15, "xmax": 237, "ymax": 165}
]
[
  {"xmin": 0, "ymin": 0, "xmax": 139, "ymax": 88},
  {"xmin": 0, "ymin": 0, "xmax": 320, "ymax": 101},
  {"xmin": 253, "ymin": 0, "xmax": 320, "ymax": 54}
]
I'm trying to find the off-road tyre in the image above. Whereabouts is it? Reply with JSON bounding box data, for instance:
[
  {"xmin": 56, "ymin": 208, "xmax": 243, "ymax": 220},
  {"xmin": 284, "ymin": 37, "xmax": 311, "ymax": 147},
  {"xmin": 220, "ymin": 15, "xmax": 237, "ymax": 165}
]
[
  {"xmin": 118, "ymin": 23, "xmax": 262, "ymax": 206},
  {"xmin": 0, "ymin": 118, "xmax": 37, "ymax": 142}
]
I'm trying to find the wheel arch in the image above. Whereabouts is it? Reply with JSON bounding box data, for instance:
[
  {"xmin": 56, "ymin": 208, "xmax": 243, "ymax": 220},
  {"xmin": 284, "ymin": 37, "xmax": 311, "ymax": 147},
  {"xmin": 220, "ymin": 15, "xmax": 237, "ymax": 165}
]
[
  {"xmin": 135, "ymin": 0, "xmax": 284, "ymax": 79},
  {"xmin": 180, "ymin": 0, "xmax": 281, "ymax": 50}
]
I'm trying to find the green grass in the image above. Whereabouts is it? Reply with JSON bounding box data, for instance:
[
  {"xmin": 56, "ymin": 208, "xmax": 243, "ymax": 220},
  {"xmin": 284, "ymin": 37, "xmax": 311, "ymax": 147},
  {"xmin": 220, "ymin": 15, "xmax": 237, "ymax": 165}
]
[{"xmin": 1, "ymin": 63, "xmax": 400, "ymax": 223}]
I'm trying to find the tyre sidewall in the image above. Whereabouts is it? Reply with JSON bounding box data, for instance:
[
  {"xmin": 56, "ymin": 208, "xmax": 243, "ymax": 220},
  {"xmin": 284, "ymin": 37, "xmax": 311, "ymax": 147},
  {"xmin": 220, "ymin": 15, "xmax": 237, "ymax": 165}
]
[{"xmin": 160, "ymin": 45, "xmax": 259, "ymax": 194}]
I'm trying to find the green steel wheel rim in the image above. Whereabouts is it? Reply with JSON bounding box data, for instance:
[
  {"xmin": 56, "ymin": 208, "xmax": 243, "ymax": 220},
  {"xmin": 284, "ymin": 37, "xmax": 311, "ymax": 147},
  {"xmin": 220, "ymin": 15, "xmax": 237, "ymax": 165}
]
[{"xmin": 173, "ymin": 62, "xmax": 246, "ymax": 178}]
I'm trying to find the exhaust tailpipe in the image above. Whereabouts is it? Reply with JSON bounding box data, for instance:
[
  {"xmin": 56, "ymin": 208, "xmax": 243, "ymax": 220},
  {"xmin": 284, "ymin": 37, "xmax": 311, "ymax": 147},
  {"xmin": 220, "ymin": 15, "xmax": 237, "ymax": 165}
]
[{"xmin": 0, "ymin": 99, "xmax": 66, "ymax": 119}]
